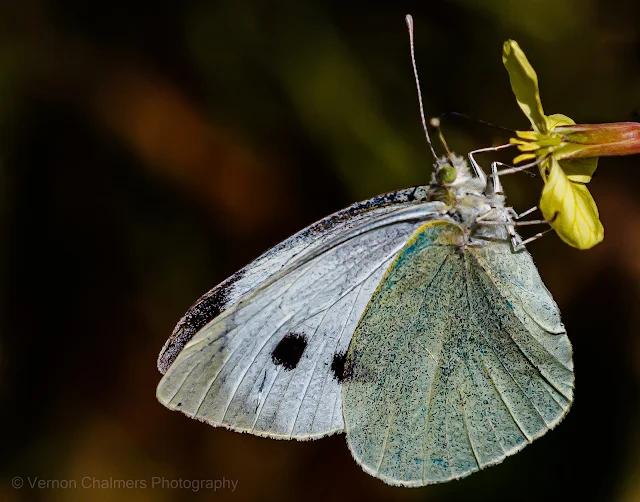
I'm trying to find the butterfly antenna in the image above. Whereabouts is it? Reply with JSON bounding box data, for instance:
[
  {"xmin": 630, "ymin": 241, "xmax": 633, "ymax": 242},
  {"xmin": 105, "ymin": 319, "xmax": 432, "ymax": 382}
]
[
  {"xmin": 440, "ymin": 111, "xmax": 516, "ymax": 134},
  {"xmin": 430, "ymin": 117, "xmax": 454, "ymax": 160},
  {"xmin": 405, "ymin": 14, "xmax": 438, "ymax": 160}
]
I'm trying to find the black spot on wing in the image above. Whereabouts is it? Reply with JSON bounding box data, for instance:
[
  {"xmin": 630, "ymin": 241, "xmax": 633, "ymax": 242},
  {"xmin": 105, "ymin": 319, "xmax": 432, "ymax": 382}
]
[
  {"xmin": 271, "ymin": 333, "xmax": 308, "ymax": 371},
  {"xmin": 331, "ymin": 351, "xmax": 348, "ymax": 383}
]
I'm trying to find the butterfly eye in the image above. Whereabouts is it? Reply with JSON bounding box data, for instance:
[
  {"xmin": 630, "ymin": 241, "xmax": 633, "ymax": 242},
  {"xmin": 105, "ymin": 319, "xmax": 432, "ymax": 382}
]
[{"xmin": 437, "ymin": 165, "xmax": 457, "ymax": 184}]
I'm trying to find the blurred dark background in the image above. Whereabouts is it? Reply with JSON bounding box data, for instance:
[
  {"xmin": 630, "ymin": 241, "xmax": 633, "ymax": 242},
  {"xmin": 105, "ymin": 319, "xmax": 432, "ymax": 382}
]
[{"xmin": 2, "ymin": 1, "xmax": 640, "ymax": 501}]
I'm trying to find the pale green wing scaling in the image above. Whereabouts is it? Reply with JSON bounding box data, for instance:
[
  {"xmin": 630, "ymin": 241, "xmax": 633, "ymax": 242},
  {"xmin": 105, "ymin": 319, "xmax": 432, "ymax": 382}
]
[{"xmin": 342, "ymin": 221, "xmax": 573, "ymax": 487}]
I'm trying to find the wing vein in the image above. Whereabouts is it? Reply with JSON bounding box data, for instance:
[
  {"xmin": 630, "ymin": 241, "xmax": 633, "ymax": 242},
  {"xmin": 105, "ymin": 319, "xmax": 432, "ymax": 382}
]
[
  {"xmin": 196, "ymin": 312, "xmax": 291, "ymax": 419},
  {"xmin": 467, "ymin": 259, "xmax": 554, "ymax": 429},
  {"xmin": 478, "ymin": 352, "xmax": 531, "ymax": 441},
  {"xmin": 251, "ymin": 366, "xmax": 282, "ymax": 432},
  {"xmin": 461, "ymin": 389, "xmax": 481, "ymax": 469},
  {"xmin": 420, "ymin": 251, "xmax": 455, "ymax": 481},
  {"xmin": 462, "ymin": 255, "xmax": 503, "ymax": 465},
  {"xmin": 311, "ymin": 280, "xmax": 366, "ymax": 432},
  {"xmin": 473, "ymin": 253, "xmax": 571, "ymax": 371}
]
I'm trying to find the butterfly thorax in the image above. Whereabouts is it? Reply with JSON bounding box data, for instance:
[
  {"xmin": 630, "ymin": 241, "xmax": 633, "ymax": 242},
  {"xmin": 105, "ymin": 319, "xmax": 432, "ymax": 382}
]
[{"xmin": 426, "ymin": 155, "xmax": 513, "ymax": 245}]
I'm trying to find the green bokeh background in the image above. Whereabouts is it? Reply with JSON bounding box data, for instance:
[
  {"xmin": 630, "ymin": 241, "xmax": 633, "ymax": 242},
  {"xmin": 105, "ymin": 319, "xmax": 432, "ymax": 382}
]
[{"xmin": 2, "ymin": 1, "xmax": 640, "ymax": 501}]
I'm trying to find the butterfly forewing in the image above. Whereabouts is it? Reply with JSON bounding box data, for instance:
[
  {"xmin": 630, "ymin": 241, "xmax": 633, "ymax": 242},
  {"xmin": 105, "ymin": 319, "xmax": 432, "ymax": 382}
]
[
  {"xmin": 157, "ymin": 189, "xmax": 445, "ymax": 439},
  {"xmin": 157, "ymin": 186, "xmax": 435, "ymax": 374},
  {"xmin": 342, "ymin": 222, "xmax": 573, "ymax": 486}
]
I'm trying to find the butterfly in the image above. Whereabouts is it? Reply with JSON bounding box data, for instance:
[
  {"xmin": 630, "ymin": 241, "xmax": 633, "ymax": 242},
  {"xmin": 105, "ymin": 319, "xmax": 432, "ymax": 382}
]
[{"xmin": 155, "ymin": 15, "xmax": 573, "ymax": 487}]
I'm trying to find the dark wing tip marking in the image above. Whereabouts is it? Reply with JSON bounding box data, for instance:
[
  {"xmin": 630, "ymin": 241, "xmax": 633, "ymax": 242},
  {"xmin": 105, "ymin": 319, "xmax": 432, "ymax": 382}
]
[
  {"xmin": 271, "ymin": 332, "xmax": 308, "ymax": 371},
  {"xmin": 331, "ymin": 351, "xmax": 348, "ymax": 383},
  {"xmin": 157, "ymin": 269, "xmax": 245, "ymax": 374}
]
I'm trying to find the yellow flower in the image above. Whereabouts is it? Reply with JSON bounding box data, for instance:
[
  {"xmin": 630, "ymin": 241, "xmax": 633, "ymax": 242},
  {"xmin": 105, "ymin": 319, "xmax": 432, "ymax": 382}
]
[{"xmin": 502, "ymin": 40, "xmax": 603, "ymax": 249}]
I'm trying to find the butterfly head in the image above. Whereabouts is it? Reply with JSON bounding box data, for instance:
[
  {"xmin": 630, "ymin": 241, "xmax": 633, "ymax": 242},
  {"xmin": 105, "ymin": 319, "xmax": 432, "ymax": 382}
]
[
  {"xmin": 436, "ymin": 163, "xmax": 456, "ymax": 184},
  {"xmin": 433, "ymin": 154, "xmax": 474, "ymax": 188}
]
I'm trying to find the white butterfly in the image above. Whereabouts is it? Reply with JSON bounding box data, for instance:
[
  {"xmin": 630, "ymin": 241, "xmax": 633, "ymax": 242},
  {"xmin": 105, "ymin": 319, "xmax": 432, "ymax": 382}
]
[{"xmin": 156, "ymin": 15, "xmax": 573, "ymax": 487}]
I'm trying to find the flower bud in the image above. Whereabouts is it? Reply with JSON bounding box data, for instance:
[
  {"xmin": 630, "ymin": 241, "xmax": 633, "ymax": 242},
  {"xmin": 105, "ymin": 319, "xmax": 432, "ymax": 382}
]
[{"xmin": 555, "ymin": 122, "xmax": 640, "ymax": 159}]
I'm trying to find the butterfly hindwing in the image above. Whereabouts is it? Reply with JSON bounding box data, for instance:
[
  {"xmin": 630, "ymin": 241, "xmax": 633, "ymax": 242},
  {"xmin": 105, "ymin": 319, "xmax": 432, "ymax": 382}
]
[
  {"xmin": 156, "ymin": 187, "xmax": 445, "ymax": 439},
  {"xmin": 342, "ymin": 222, "xmax": 573, "ymax": 486}
]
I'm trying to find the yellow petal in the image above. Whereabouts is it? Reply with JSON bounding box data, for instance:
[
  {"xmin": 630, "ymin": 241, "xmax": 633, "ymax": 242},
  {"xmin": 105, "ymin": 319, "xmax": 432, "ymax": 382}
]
[
  {"xmin": 544, "ymin": 113, "xmax": 576, "ymax": 130},
  {"xmin": 503, "ymin": 40, "xmax": 548, "ymax": 133},
  {"xmin": 539, "ymin": 157, "xmax": 603, "ymax": 249},
  {"xmin": 514, "ymin": 141, "xmax": 541, "ymax": 152},
  {"xmin": 515, "ymin": 130, "xmax": 542, "ymax": 140},
  {"xmin": 513, "ymin": 152, "xmax": 537, "ymax": 163}
]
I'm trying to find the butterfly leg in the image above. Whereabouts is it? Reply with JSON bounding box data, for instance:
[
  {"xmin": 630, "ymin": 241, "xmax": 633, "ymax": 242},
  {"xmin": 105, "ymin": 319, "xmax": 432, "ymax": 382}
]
[
  {"xmin": 508, "ymin": 225, "xmax": 553, "ymax": 251},
  {"xmin": 493, "ymin": 158, "xmax": 543, "ymax": 177},
  {"xmin": 476, "ymin": 215, "xmax": 521, "ymax": 249},
  {"xmin": 504, "ymin": 206, "xmax": 539, "ymax": 221},
  {"xmin": 508, "ymin": 226, "xmax": 523, "ymax": 250},
  {"xmin": 478, "ymin": 212, "xmax": 557, "ymax": 250},
  {"xmin": 515, "ymin": 206, "xmax": 538, "ymax": 219},
  {"xmin": 511, "ymin": 212, "xmax": 558, "ymax": 249},
  {"xmin": 475, "ymin": 206, "xmax": 521, "ymax": 249},
  {"xmin": 514, "ymin": 228, "xmax": 554, "ymax": 249},
  {"xmin": 489, "ymin": 160, "xmax": 505, "ymax": 196},
  {"xmin": 468, "ymin": 148, "xmax": 490, "ymax": 182},
  {"xmin": 468, "ymin": 143, "xmax": 514, "ymax": 183},
  {"xmin": 477, "ymin": 206, "xmax": 528, "ymax": 227},
  {"xmin": 512, "ymin": 214, "xmax": 557, "ymax": 226},
  {"xmin": 478, "ymin": 215, "xmax": 556, "ymax": 227}
]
